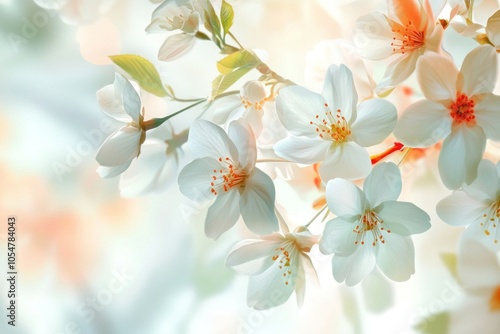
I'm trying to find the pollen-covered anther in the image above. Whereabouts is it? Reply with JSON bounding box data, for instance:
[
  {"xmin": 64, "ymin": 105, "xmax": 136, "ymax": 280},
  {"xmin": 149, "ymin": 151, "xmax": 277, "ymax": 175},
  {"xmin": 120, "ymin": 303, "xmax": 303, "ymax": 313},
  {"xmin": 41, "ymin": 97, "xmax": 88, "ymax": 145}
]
[
  {"xmin": 309, "ymin": 108, "xmax": 351, "ymax": 142},
  {"xmin": 353, "ymin": 211, "xmax": 386, "ymax": 246},
  {"xmin": 272, "ymin": 245, "xmax": 293, "ymax": 286},
  {"xmin": 390, "ymin": 20, "xmax": 425, "ymax": 54},
  {"xmin": 209, "ymin": 156, "xmax": 248, "ymax": 195},
  {"xmin": 449, "ymin": 93, "xmax": 476, "ymax": 125},
  {"xmin": 481, "ymin": 201, "xmax": 500, "ymax": 244}
]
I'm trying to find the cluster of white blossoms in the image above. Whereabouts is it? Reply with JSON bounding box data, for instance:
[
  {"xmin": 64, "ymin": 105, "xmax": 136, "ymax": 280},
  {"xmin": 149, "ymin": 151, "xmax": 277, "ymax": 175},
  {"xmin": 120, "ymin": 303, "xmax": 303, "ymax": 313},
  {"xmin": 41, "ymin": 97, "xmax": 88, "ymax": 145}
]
[{"xmin": 90, "ymin": 0, "xmax": 500, "ymax": 314}]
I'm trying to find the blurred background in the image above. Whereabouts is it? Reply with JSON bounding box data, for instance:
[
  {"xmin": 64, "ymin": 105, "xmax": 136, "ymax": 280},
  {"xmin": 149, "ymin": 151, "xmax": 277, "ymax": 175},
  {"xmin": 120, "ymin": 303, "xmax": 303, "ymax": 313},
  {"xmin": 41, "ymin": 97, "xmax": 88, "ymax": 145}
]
[{"xmin": 0, "ymin": 0, "xmax": 499, "ymax": 333}]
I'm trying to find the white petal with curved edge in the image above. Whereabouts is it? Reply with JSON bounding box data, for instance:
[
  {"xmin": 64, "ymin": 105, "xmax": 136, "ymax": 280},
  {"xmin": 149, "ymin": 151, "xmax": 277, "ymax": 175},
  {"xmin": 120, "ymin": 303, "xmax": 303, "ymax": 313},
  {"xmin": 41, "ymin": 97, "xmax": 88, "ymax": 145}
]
[
  {"xmin": 228, "ymin": 120, "xmax": 256, "ymax": 170},
  {"xmin": 353, "ymin": 12, "xmax": 394, "ymax": 61},
  {"xmin": 188, "ymin": 120, "xmax": 239, "ymax": 161},
  {"xmin": 122, "ymin": 75, "xmax": 141, "ymax": 122},
  {"xmin": 326, "ymin": 178, "xmax": 366, "ymax": 218},
  {"xmin": 274, "ymin": 136, "xmax": 330, "ymax": 164},
  {"xmin": 95, "ymin": 126, "xmax": 141, "ymax": 167},
  {"xmin": 376, "ymin": 233, "xmax": 415, "ymax": 282},
  {"xmin": 393, "ymin": 100, "xmax": 452, "ymax": 147},
  {"xmin": 320, "ymin": 217, "xmax": 358, "ymax": 256},
  {"xmin": 331, "ymin": 246, "xmax": 376, "ymax": 286},
  {"xmin": 460, "ymin": 45, "xmax": 497, "ymax": 96},
  {"xmin": 319, "ymin": 142, "xmax": 372, "ymax": 181},
  {"xmin": 458, "ymin": 236, "xmax": 500, "ymax": 289},
  {"xmin": 438, "ymin": 124, "xmax": 486, "ymax": 189},
  {"xmin": 226, "ymin": 238, "xmax": 282, "ymax": 275},
  {"xmin": 436, "ymin": 191, "xmax": 487, "ymax": 226},
  {"xmin": 350, "ymin": 99, "xmax": 397, "ymax": 147},
  {"xmin": 322, "ymin": 64, "xmax": 358, "ymax": 123},
  {"xmin": 417, "ymin": 53, "xmax": 458, "ymax": 102},
  {"xmin": 205, "ymin": 190, "xmax": 241, "ymax": 240},
  {"xmin": 241, "ymin": 81, "xmax": 267, "ymax": 103},
  {"xmin": 376, "ymin": 201, "xmax": 431, "ymax": 235},
  {"xmin": 158, "ymin": 33, "xmax": 196, "ymax": 62},
  {"xmin": 97, "ymin": 162, "xmax": 131, "ymax": 178},
  {"xmin": 178, "ymin": 157, "xmax": 222, "ymax": 202},
  {"xmin": 474, "ymin": 94, "xmax": 500, "ymax": 142},
  {"xmin": 486, "ymin": 10, "xmax": 500, "ymax": 47},
  {"xmin": 96, "ymin": 84, "xmax": 131, "ymax": 122},
  {"xmin": 240, "ymin": 169, "xmax": 278, "ymax": 235},
  {"xmin": 363, "ymin": 162, "xmax": 402, "ymax": 208},
  {"xmin": 276, "ymin": 85, "xmax": 327, "ymax": 137},
  {"xmin": 376, "ymin": 51, "xmax": 420, "ymax": 95},
  {"xmin": 463, "ymin": 159, "xmax": 499, "ymax": 203},
  {"xmin": 209, "ymin": 95, "xmax": 242, "ymax": 124},
  {"xmin": 247, "ymin": 249, "xmax": 298, "ymax": 309}
]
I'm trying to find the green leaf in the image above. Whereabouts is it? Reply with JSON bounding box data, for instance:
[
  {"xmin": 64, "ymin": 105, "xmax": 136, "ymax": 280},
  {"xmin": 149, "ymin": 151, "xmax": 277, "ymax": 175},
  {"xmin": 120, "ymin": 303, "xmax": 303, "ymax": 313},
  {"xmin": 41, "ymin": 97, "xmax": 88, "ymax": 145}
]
[
  {"xmin": 211, "ymin": 64, "xmax": 254, "ymax": 98},
  {"xmin": 415, "ymin": 312, "xmax": 450, "ymax": 334},
  {"xmin": 220, "ymin": 0, "xmax": 234, "ymax": 37},
  {"xmin": 440, "ymin": 253, "xmax": 458, "ymax": 280},
  {"xmin": 216, "ymin": 49, "xmax": 259, "ymax": 74},
  {"xmin": 109, "ymin": 54, "xmax": 167, "ymax": 97},
  {"xmin": 203, "ymin": 0, "xmax": 222, "ymax": 40}
]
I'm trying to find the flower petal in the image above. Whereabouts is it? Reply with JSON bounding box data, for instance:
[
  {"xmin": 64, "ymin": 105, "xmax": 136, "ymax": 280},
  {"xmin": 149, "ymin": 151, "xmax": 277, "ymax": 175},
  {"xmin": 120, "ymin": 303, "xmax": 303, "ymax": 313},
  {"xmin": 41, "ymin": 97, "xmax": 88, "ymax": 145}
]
[
  {"xmin": 376, "ymin": 233, "xmax": 415, "ymax": 282},
  {"xmin": 322, "ymin": 64, "xmax": 358, "ymax": 123},
  {"xmin": 95, "ymin": 126, "xmax": 141, "ymax": 167},
  {"xmin": 417, "ymin": 53, "xmax": 458, "ymax": 102},
  {"xmin": 460, "ymin": 45, "xmax": 497, "ymax": 96},
  {"xmin": 226, "ymin": 238, "xmax": 282, "ymax": 275},
  {"xmin": 363, "ymin": 162, "xmax": 402, "ymax": 208},
  {"xmin": 96, "ymin": 76, "xmax": 130, "ymax": 122},
  {"xmin": 158, "ymin": 33, "xmax": 196, "ymax": 62},
  {"xmin": 240, "ymin": 168, "xmax": 279, "ymax": 235},
  {"xmin": 319, "ymin": 142, "xmax": 372, "ymax": 181},
  {"xmin": 474, "ymin": 94, "xmax": 500, "ymax": 142},
  {"xmin": 376, "ymin": 51, "xmax": 420, "ymax": 96},
  {"xmin": 276, "ymin": 85, "xmax": 327, "ymax": 137},
  {"xmin": 274, "ymin": 136, "xmax": 331, "ymax": 164},
  {"xmin": 353, "ymin": 12, "xmax": 394, "ymax": 61},
  {"xmin": 376, "ymin": 201, "xmax": 431, "ymax": 235},
  {"xmin": 188, "ymin": 120, "xmax": 239, "ymax": 161},
  {"xmin": 178, "ymin": 157, "xmax": 222, "ymax": 202},
  {"xmin": 463, "ymin": 159, "xmax": 499, "ymax": 203},
  {"xmin": 438, "ymin": 124, "xmax": 486, "ymax": 189},
  {"xmin": 387, "ymin": 0, "xmax": 421, "ymax": 28},
  {"xmin": 350, "ymin": 99, "xmax": 397, "ymax": 147},
  {"xmin": 320, "ymin": 217, "xmax": 358, "ymax": 256},
  {"xmin": 486, "ymin": 9, "xmax": 500, "ymax": 47},
  {"xmin": 393, "ymin": 100, "xmax": 452, "ymax": 147},
  {"xmin": 227, "ymin": 120, "xmax": 256, "ymax": 170},
  {"xmin": 326, "ymin": 178, "xmax": 366, "ymax": 218},
  {"xmin": 458, "ymin": 236, "xmax": 500, "ymax": 289},
  {"xmin": 331, "ymin": 246, "xmax": 376, "ymax": 286},
  {"xmin": 122, "ymin": 75, "xmax": 142, "ymax": 122},
  {"xmin": 205, "ymin": 189, "xmax": 241, "ymax": 240},
  {"xmin": 436, "ymin": 190, "xmax": 487, "ymax": 227},
  {"xmin": 97, "ymin": 162, "xmax": 131, "ymax": 178}
]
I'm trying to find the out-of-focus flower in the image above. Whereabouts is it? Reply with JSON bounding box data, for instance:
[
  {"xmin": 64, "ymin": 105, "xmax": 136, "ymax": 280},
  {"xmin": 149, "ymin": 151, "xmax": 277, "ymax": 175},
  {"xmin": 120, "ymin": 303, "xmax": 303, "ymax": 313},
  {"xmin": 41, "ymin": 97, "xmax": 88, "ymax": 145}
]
[
  {"xmin": 448, "ymin": 237, "xmax": 500, "ymax": 334},
  {"xmin": 178, "ymin": 119, "xmax": 278, "ymax": 239},
  {"xmin": 353, "ymin": 0, "xmax": 443, "ymax": 94},
  {"xmin": 394, "ymin": 45, "xmax": 500, "ymax": 190},
  {"xmin": 119, "ymin": 123, "xmax": 189, "ymax": 197},
  {"xmin": 304, "ymin": 39, "xmax": 375, "ymax": 101},
  {"xmin": 96, "ymin": 73, "xmax": 146, "ymax": 177},
  {"xmin": 210, "ymin": 80, "xmax": 270, "ymax": 137},
  {"xmin": 34, "ymin": 0, "xmax": 116, "ymax": 25},
  {"xmin": 274, "ymin": 64, "xmax": 397, "ymax": 182},
  {"xmin": 146, "ymin": 0, "xmax": 201, "ymax": 61},
  {"xmin": 320, "ymin": 162, "xmax": 431, "ymax": 286},
  {"xmin": 437, "ymin": 159, "xmax": 500, "ymax": 250},
  {"xmin": 486, "ymin": 10, "xmax": 500, "ymax": 49},
  {"xmin": 226, "ymin": 225, "xmax": 318, "ymax": 309}
]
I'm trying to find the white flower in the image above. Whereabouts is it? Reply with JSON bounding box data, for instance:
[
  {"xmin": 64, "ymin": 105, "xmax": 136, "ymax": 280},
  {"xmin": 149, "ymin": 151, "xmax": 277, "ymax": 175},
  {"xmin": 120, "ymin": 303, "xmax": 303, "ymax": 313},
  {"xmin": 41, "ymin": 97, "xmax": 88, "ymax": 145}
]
[
  {"xmin": 274, "ymin": 64, "xmax": 397, "ymax": 182},
  {"xmin": 226, "ymin": 226, "xmax": 318, "ymax": 309},
  {"xmin": 394, "ymin": 45, "xmax": 500, "ymax": 190},
  {"xmin": 210, "ymin": 80, "xmax": 269, "ymax": 137},
  {"xmin": 437, "ymin": 159, "xmax": 500, "ymax": 249},
  {"xmin": 178, "ymin": 119, "xmax": 278, "ymax": 239},
  {"xmin": 353, "ymin": 0, "xmax": 443, "ymax": 94},
  {"xmin": 448, "ymin": 237, "xmax": 500, "ymax": 334},
  {"xmin": 320, "ymin": 162, "xmax": 431, "ymax": 286},
  {"xmin": 487, "ymin": 10, "xmax": 500, "ymax": 49},
  {"xmin": 96, "ymin": 73, "xmax": 145, "ymax": 177}
]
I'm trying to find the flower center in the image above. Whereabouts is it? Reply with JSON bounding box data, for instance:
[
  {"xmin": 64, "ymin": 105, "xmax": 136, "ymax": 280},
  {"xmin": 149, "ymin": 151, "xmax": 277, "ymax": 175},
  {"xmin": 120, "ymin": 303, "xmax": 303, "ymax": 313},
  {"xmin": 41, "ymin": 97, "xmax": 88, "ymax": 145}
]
[
  {"xmin": 210, "ymin": 157, "xmax": 247, "ymax": 195},
  {"xmin": 449, "ymin": 93, "xmax": 476, "ymax": 125},
  {"xmin": 390, "ymin": 20, "xmax": 425, "ymax": 54},
  {"xmin": 271, "ymin": 243, "xmax": 294, "ymax": 286},
  {"xmin": 240, "ymin": 95, "xmax": 267, "ymax": 111},
  {"xmin": 479, "ymin": 201, "xmax": 500, "ymax": 245},
  {"xmin": 353, "ymin": 211, "xmax": 389, "ymax": 246},
  {"xmin": 309, "ymin": 103, "xmax": 351, "ymax": 142},
  {"xmin": 490, "ymin": 286, "xmax": 500, "ymax": 311}
]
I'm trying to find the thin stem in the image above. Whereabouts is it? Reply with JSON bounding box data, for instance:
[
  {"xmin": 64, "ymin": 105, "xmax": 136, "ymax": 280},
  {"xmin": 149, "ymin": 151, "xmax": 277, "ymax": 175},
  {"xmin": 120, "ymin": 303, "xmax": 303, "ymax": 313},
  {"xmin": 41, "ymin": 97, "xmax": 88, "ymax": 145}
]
[
  {"xmin": 256, "ymin": 159, "xmax": 291, "ymax": 163},
  {"xmin": 397, "ymin": 148, "xmax": 412, "ymax": 166},
  {"xmin": 321, "ymin": 208, "xmax": 331, "ymax": 223},
  {"xmin": 305, "ymin": 205, "xmax": 328, "ymax": 228},
  {"xmin": 171, "ymin": 96, "xmax": 208, "ymax": 103},
  {"xmin": 228, "ymin": 31, "xmax": 244, "ymax": 49},
  {"xmin": 143, "ymin": 99, "xmax": 206, "ymax": 130}
]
